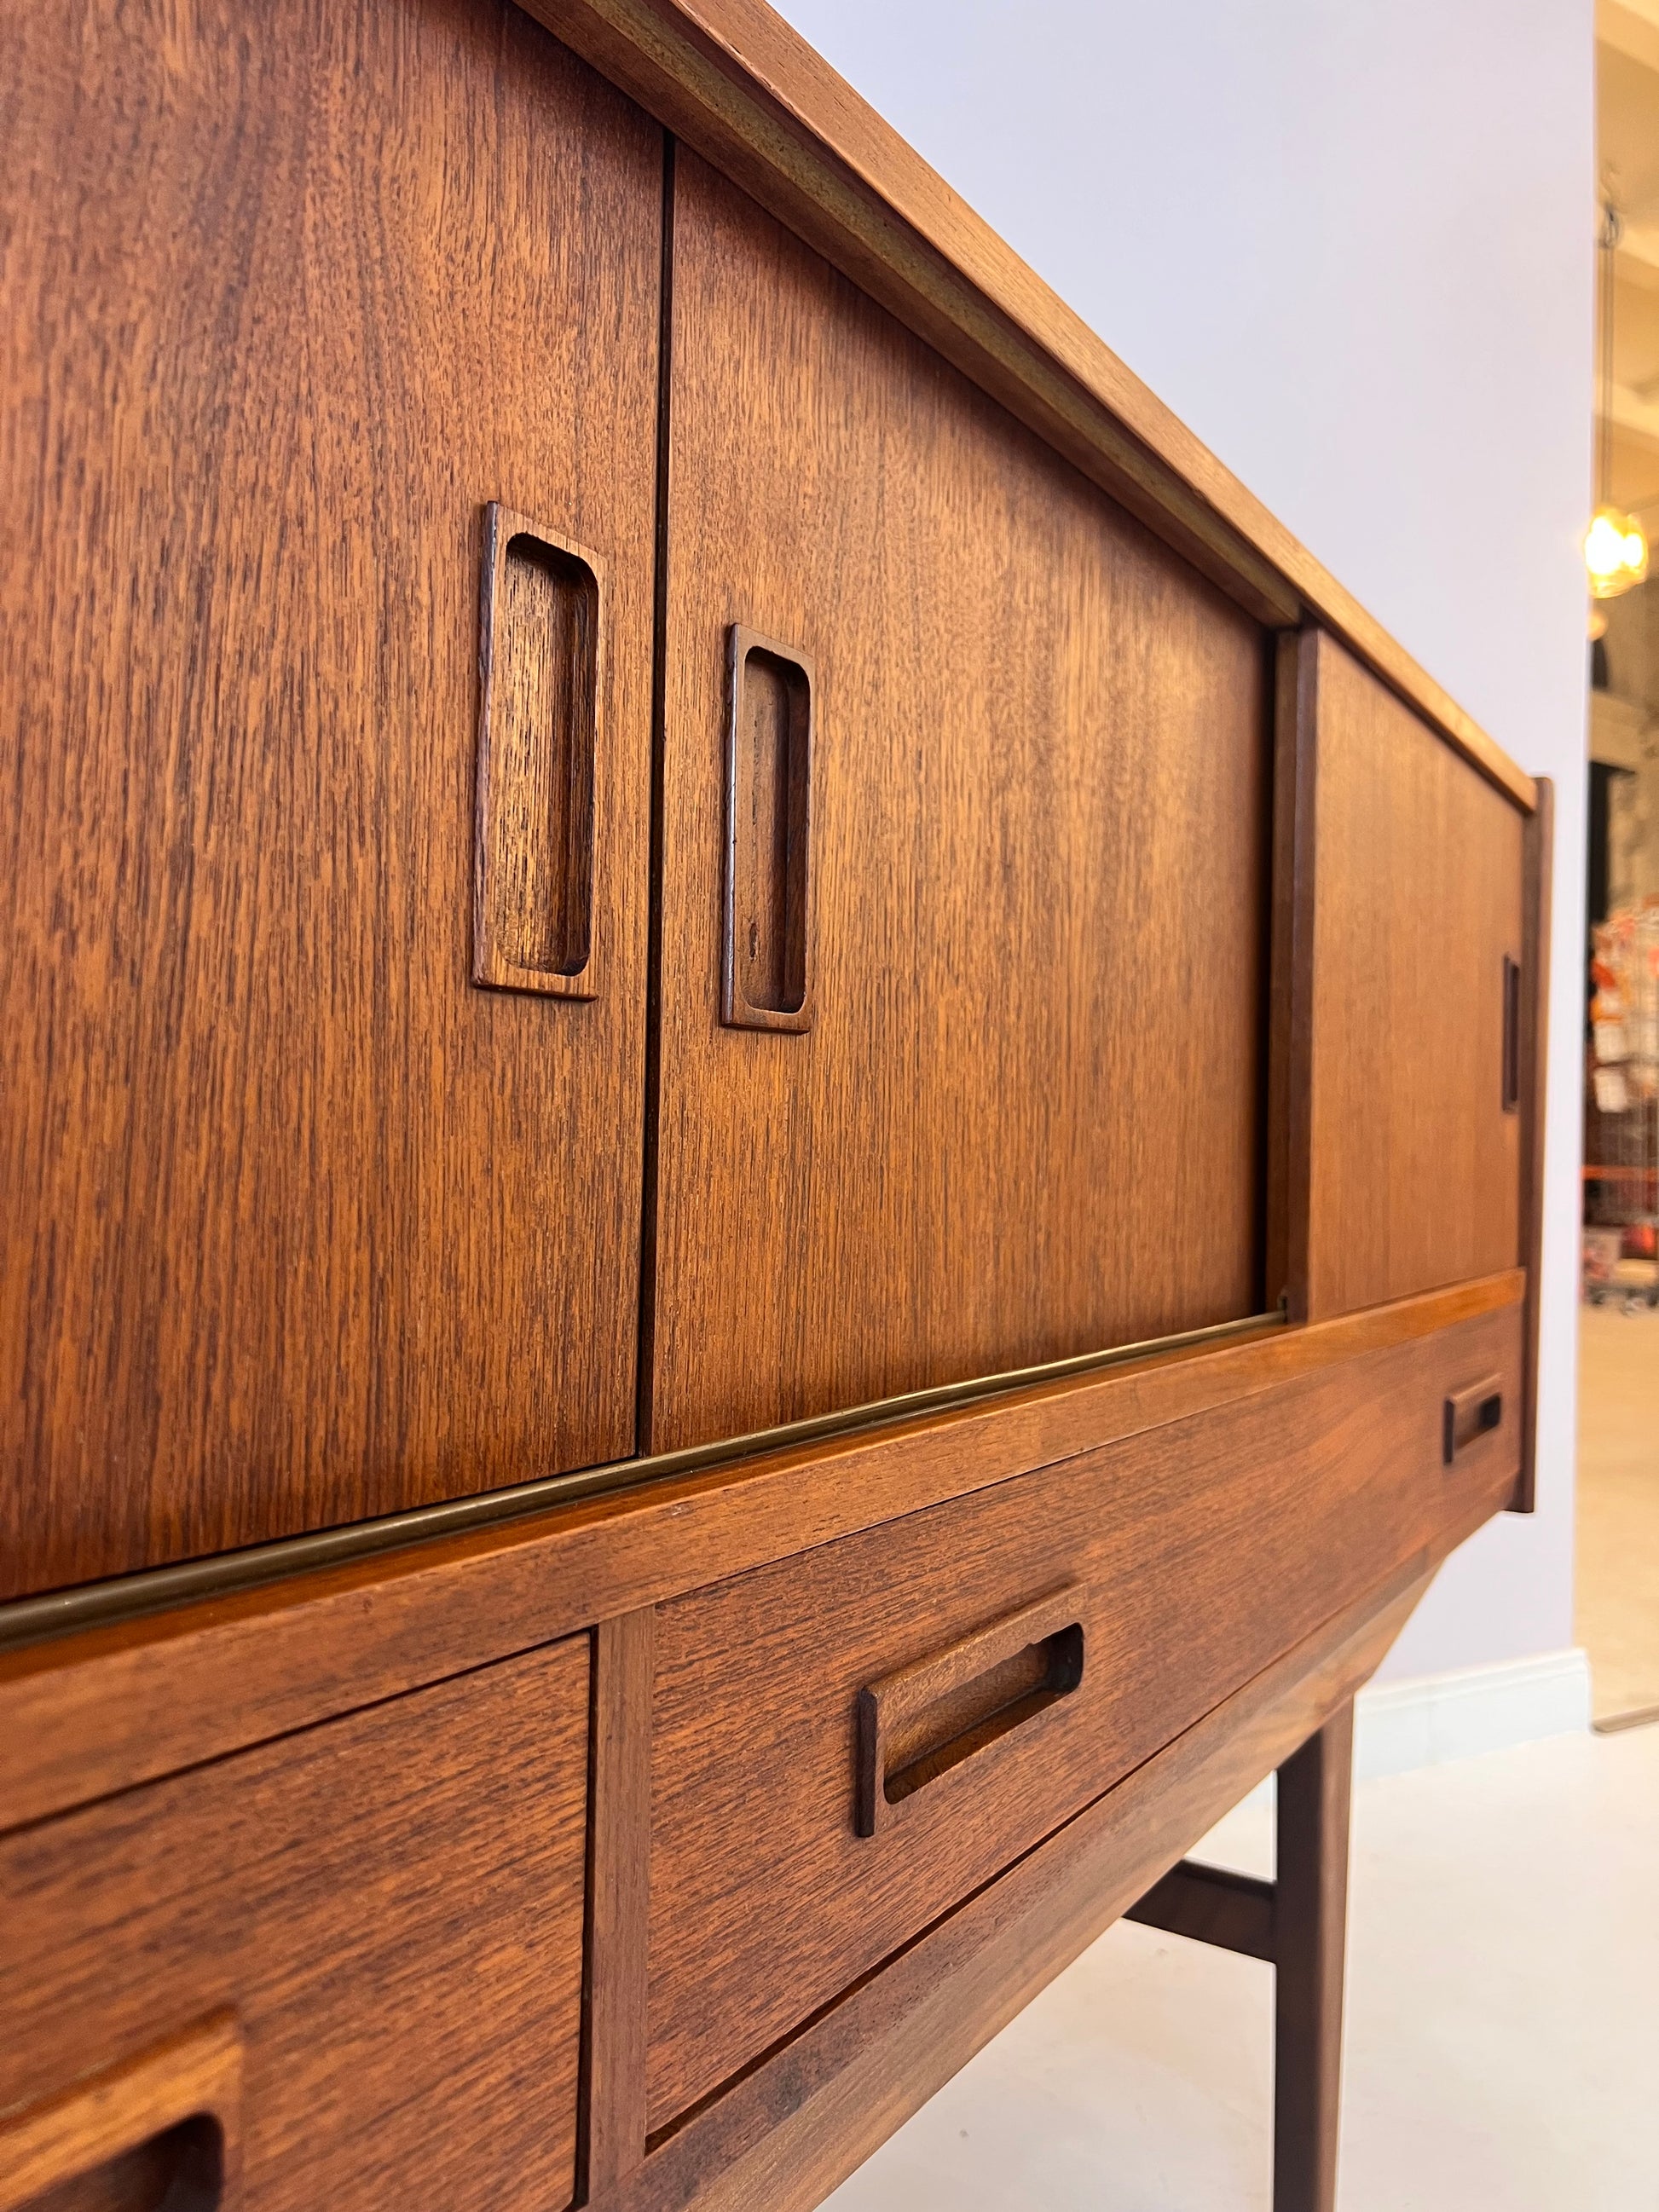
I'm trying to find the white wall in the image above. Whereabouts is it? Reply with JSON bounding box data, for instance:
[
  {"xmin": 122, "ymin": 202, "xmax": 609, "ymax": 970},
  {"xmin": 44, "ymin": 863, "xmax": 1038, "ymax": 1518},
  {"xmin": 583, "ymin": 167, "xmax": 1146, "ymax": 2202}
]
[{"xmin": 777, "ymin": 0, "xmax": 1596, "ymax": 1680}]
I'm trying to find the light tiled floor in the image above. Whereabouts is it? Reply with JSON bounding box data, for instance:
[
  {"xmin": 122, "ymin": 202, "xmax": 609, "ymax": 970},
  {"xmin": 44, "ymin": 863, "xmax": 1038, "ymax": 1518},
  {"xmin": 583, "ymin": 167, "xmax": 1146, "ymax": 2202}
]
[
  {"xmin": 1576, "ymin": 1301, "xmax": 1659, "ymax": 1724},
  {"xmin": 824, "ymin": 1724, "xmax": 1659, "ymax": 2211}
]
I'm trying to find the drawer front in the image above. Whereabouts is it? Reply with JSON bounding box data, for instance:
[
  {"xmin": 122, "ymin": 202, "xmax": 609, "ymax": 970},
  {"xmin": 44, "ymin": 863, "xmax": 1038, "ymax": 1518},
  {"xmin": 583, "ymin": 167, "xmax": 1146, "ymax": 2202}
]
[
  {"xmin": 647, "ymin": 1303, "xmax": 1521, "ymax": 2125},
  {"xmin": 1, "ymin": 1637, "xmax": 590, "ymax": 2211}
]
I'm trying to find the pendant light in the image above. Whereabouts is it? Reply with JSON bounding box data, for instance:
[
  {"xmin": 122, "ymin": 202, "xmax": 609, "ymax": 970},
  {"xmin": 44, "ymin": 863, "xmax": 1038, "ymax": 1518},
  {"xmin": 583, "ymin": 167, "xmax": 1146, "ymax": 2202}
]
[{"xmin": 1587, "ymin": 200, "xmax": 1649, "ymax": 600}]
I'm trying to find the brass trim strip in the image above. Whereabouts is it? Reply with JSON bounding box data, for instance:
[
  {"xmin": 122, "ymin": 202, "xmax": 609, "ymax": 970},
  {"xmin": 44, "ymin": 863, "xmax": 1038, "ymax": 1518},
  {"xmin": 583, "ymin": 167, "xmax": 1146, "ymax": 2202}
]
[{"xmin": 0, "ymin": 1308, "xmax": 1281, "ymax": 1652}]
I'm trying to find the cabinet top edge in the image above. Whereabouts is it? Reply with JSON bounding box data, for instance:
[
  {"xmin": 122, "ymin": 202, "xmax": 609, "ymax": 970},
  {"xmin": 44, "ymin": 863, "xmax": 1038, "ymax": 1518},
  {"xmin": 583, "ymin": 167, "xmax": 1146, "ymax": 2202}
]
[{"xmin": 523, "ymin": 0, "xmax": 1535, "ymax": 813}]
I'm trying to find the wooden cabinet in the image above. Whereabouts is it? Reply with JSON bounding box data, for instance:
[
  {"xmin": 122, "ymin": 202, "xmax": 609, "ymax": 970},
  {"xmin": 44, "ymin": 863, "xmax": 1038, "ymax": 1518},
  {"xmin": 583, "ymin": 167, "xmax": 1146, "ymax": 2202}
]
[
  {"xmin": 645, "ymin": 153, "xmax": 1274, "ymax": 1453},
  {"xmin": 0, "ymin": 1636, "xmax": 591, "ymax": 2210},
  {"xmin": 0, "ymin": 0, "xmax": 664, "ymax": 1596},
  {"xmin": 0, "ymin": 5, "xmax": 1552, "ymax": 2212},
  {"xmin": 1287, "ymin": 632, "xmax": 1527, "ymax": 1320},
  {"xmin": 0, "ymin": 3, "xmax": 1542, "ymax": 1601}
]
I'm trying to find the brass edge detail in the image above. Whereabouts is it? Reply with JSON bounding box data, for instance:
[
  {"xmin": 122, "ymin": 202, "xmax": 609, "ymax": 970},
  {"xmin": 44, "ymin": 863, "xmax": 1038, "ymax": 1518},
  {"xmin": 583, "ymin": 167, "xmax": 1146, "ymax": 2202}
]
[{"xmin": 0, "ymin": 1309, "xmax": 1282, "ymax": 1653}]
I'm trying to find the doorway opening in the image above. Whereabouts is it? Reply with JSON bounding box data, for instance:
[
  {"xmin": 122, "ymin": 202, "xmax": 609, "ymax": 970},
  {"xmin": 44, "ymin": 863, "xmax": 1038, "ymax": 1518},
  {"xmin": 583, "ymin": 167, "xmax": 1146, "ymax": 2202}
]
[{"xmin": 1576, "ymin": 13, "xmax": 1659, "ymax": 1733}]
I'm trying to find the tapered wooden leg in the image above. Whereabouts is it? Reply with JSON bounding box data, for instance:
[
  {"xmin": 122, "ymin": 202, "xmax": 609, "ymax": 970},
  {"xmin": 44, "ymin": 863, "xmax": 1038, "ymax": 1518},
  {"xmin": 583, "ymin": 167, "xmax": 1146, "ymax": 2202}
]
[{"xmin": 1273, "ymin": 1699, "xmax": 1354, "ymax": 2212}]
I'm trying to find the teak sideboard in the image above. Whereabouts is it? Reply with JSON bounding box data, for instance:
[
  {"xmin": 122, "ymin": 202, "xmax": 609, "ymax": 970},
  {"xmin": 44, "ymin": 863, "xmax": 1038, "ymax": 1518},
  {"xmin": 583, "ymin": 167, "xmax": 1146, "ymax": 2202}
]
[{"xmin": 0, "ymin": 3, "xmax": 1550, "ymax": 2209}]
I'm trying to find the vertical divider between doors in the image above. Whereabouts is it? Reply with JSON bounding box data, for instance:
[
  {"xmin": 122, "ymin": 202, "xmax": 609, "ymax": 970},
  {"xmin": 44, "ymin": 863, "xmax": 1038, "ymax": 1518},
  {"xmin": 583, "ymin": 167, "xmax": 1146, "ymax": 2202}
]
[
  {"xmin": 581, "ymin": 1607, "xmax": 657, "ymax": 2202},
  {"xmin": 634, "ymin": 132, "xmax": 677, "ymax": 1456},
  {"xmin": 1267, "ymin": 626, "xmax": 1319, "ymax": 1325}
]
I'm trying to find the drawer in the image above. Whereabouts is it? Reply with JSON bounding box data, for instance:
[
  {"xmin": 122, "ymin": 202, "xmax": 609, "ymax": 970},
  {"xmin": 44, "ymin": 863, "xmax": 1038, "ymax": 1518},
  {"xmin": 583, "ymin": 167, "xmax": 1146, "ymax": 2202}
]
[
  {"xmin": 0, "ymin": 1636, "xmax": 590, "ymax": 2211},
  {"xmin": 646, "ymin": 1302, "xmax": 1521, "ymax": 2125}
]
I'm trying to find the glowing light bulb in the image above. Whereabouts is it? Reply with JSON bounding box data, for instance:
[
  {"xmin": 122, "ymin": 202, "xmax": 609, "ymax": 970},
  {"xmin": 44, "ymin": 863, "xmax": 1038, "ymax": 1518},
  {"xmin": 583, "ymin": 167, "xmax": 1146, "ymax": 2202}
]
[
  {"xmin": 1586, "ymin": 504, "xmax": 1650, "ymax": 598},
  {"xmin": 1587, "ymin": 514, "xmax": 1624, "ymax": 579}
]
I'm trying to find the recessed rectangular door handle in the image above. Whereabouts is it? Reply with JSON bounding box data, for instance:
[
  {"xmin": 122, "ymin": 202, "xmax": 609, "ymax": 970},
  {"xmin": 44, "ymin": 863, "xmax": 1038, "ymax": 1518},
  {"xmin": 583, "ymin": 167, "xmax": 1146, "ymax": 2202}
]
[
  {"xmin": 723, "ymin": 625, "xmax": 814, "ymax": 1032},
  {"xmin": 1502, "ymin": 954, "xmax": 1521, "ymax": 1112},
  {"xmin": 473, "ymin": 502, "xmax": 604, "ymax": 999}
]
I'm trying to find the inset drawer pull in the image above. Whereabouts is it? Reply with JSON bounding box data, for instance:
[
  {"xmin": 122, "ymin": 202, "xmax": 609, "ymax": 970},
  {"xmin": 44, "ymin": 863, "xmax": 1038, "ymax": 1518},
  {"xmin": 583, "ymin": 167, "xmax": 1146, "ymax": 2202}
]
[
  {"xmin": 1443, "ymin": 1376, "xmax": 1504, "ymax": 1464},
  {"xmin": 855, "ymin": 1586, "xmax": 1084, "ymax": 1839},
  {"xmin": 0, "ymin": 2012, "xmax": 240, "ymax": 2212}
]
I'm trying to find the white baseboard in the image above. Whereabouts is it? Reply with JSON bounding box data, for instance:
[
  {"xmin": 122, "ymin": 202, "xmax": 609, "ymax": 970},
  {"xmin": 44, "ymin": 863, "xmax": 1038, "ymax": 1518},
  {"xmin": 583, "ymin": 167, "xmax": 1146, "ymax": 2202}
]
[
  {"xmin": 1197, "ymin": 1649, "xmax": 1593, "ymax": 1857},
  {"xmin": 1353, "ymin": 1647, "xmax": 1592, "ymax": 1780}
]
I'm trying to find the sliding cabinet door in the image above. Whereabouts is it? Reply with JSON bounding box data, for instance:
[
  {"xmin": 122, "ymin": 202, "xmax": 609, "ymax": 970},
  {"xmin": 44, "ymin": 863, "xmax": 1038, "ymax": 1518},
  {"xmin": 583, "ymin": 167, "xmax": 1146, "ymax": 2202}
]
[
  {"xmin": 0, "ymin": 0, "xmax": 662, "ymax": 1592},
  {"xmin": 1296, "ymin": 632, "xmax": 1527, "ymax": 1319},
  {"xmin": 646, "ymin": 153, "xmax": 1274, "ymax": 1453}
]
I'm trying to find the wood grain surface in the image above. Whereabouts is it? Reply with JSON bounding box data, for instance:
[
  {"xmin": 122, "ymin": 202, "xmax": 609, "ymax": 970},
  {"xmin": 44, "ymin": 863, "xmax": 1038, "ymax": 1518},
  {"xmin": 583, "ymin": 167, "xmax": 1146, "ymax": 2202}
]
[
  {"xmin": 585, "ymin": 1609, "xmax": 656, "ymax": 2198},
  {"xmin": 596, "ymin": 1556, "xmax": 1448, "ymax": 2212},
  {"xmin": 644, "ymin": 1301, "xmax": 1521, "ymax": 2128},
  {"xmin": 648, "ymin": 151, "xmax": 1274, "ymax": 1451},
  {"xmin": 0, "ymin": 1637, "xmax": 591, "ymax": 2212},
  {"xmin": 0, "ymin": 2013, "xmax": 240, "ymax": 2212},
  {"xmin": 0, "ymin": 1274, "xmax": 1520, "ymax": 1835},
  {"xmin": 517, "ymin": 0, "xmax": 1535, "ymax": 811},
  {"xmin": 1304, "ymin": 634, "xmax": 1526, "ymax": 1319},
  {"xmin": 0, "ymin": 0, "xmax": 663, "ymax": 1596}
]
